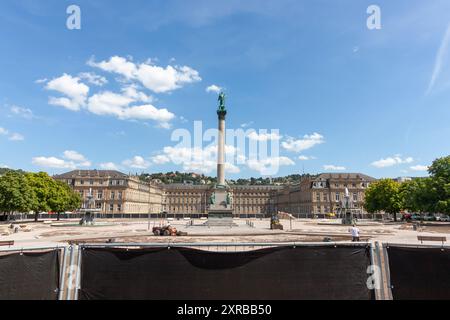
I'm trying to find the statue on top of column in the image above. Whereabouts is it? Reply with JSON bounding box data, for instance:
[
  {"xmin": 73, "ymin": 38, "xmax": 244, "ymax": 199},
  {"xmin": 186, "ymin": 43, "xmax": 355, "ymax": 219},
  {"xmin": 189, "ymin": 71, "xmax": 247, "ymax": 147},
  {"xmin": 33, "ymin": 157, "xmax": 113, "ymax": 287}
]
[{"xmin": 218, "ymin": 92, "xmax": 226, "ymax": 112}]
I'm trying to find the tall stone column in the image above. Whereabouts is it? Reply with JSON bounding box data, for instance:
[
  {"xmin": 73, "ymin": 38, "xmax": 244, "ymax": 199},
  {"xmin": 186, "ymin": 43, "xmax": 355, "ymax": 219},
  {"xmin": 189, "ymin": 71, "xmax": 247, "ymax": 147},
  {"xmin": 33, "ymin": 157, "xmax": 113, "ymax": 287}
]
[
  {"xmin": 216, "ymin": 92, "xmax": 227, "ymax": 187},
  {"xmin": 217, "ymin": 112, "xmax": 226, "ymax": 186},
  {"xmin": 207, "ymin": 92, "xmax": 235, "ymax": 227}
]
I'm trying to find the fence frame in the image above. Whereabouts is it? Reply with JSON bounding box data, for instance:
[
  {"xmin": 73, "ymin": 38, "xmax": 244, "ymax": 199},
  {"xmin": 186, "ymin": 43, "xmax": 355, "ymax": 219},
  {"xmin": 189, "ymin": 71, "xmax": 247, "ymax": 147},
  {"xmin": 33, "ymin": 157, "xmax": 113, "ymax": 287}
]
[{"xmin": 0, "ymin": 241, "xmax": 391, "ymax": 300}]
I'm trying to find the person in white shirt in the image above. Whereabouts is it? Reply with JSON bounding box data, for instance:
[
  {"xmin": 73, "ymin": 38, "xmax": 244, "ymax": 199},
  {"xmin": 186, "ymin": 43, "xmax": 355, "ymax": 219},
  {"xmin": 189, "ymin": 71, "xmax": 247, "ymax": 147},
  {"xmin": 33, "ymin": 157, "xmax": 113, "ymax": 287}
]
[{"xmin": 349, "ymin": 224, "xmax": 360, "ymax": 242}]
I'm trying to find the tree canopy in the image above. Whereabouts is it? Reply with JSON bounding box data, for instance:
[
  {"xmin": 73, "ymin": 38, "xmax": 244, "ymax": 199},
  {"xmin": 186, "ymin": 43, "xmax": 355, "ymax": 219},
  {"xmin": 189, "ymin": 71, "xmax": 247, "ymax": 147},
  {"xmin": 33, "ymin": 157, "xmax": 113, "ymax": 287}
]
[
  {"xmin": 364, "ymin": 155, "xmax": 450, "ymax": 218},
  {"xmin": 0, "ymin": 170, "xmax": 81, "ymax": 220},
  {"xmin": 364, "ymin": 178, "xmax": 403, "ymax": 221}
]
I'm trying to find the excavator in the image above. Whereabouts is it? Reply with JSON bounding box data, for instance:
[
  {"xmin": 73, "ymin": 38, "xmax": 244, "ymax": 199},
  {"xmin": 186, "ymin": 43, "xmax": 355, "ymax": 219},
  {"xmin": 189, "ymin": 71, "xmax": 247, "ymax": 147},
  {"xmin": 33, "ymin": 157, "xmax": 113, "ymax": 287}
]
[{"xmin": 152, "ymin": 224, "xmax": 187, "ymax": 236}]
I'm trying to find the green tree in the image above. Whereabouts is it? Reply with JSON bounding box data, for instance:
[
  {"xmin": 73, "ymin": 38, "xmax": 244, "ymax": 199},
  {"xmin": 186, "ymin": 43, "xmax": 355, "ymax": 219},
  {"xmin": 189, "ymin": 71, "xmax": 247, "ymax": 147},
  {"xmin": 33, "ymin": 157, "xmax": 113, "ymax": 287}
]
[
  {"xmin": 429, "ymin": 156, "xmax": 450, "ymax": 180},
  {"xmin": 427, "ymin": 156, "xmax": 450, "ymax": 214},
  {"xmin": 48, "ymin": 181, "xmax": 82, "ymax": 221},
  {"xmin": 364, "ymin": 179, "xmax": 403, "ymax": 221},
  {"xmin": 26, "ymin": 172, "xmax": 55, "ymax": 221},
  {"xmin": 0, "ymin": 171, "xmax": 36, "ymax": 219}
]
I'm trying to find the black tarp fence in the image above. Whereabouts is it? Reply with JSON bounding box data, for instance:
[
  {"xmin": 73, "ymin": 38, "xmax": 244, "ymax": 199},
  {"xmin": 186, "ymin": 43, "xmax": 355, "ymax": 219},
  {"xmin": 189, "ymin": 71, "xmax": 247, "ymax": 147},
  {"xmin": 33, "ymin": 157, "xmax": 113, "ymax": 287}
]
[
  {"xmin": 79, "ymin": 245, "xmax": 374, "ymax": 300},
  {"xmin": 386, "ymin": 245, "xmax": 450, "ymax": 300},
  {"xmin": 0, "ymin": 249, "xmax": 60, "ymax": 300}
]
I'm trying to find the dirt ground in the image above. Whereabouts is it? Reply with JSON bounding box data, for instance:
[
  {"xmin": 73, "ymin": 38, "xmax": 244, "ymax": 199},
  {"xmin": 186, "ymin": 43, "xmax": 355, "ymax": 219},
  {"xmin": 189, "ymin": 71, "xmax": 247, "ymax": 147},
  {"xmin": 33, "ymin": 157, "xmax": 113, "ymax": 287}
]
[{"xmin": 1, "ymin": 218, "xmax": 449, "ymax": 249}]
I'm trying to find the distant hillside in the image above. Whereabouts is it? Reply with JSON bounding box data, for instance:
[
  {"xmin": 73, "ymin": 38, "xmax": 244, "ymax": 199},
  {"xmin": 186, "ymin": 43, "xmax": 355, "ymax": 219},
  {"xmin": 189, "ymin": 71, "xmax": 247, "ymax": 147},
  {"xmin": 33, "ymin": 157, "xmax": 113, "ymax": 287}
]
[
  {"xmin": 139, "ymin": 172, "xmax": 314, "ymax": 185},
  {"xmin": 0, "ymin": 168, "xmax": 26, "ymax": 176}
]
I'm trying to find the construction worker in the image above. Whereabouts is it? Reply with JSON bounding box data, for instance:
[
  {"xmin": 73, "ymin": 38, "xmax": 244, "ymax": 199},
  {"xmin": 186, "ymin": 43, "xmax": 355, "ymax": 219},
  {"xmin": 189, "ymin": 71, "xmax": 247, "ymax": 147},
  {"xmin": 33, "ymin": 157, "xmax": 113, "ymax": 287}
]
[{"xmin": 349, "ymin": 224, "xmax": 360, "ymax": 242}]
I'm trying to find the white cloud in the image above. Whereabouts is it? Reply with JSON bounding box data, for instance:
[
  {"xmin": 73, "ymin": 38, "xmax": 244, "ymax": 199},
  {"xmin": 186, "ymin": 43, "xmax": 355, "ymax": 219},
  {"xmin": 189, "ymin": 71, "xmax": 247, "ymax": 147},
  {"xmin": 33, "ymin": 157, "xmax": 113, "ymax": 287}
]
[
  {"xmin": 0, "ymin": 127, "xmax": 25, "ymax": 142},
  {"xmin": 247, "ymin": 131, "xmax": 282, "ymax": 142},
  {"xmin": 35, "ymin": 78, "xmax": 48, "ymax": 84},
  {"xmin": 46, "ymin": 74, "xmax": 90, "ymax": 111},
  {"xmin": 410, "ymin": 165, "xmax": 429, "ymax": 172},
  {"xmin": 79, "ymin": 72, "xmax": 108, "ymax": 86},
  {"xmin": 152, "ymin": 154, "xmax": 171, "ymax": 165},
  {"xmin": 121, "ymin": 84, "xmax": 153, "ymax": 103},
  {"xmin": 158, "ymin": 146, "xmax": 216, "ymax": 174},
  {"xmin": 10, "ymin": 106, "xmax": 34, "ymax": 119},
  {"xmin": 323, "ymin": 165, "xmax": 346, "ymax": 171},
  {"xmin": 32, "ymin": 150, "xmax": 91, "ymax": 169},
  {"xmin": 282, "ymin": 133, "xmax": 325, "ymax": 153},
  {"xmin": 225, "ymin": 163, "xmax": 240, "ymax": 174},
  {"xmin": 298, "ymin": 155, "xmax": 311, "ymax": 161},
  {"xmin": 63, "ymin": 150, "xmax": 87, "ymax": 162},
  {"xmin": 40, "ymin": 57, "xmax": 181, "ymax": 127},
  {"xmin": 241, "ymin": 121, "xmax": 254, "ymax": 128},
  {"xmin": 247, "ymin": 156, "xmax": 295, "ymax": 175},
  {"xmin": 206, "ymin": 85, "xmax": 222, "ymax": 93},
  {"xmin": 152, "ymin": 144, "xmax": 240, "ymax": 174},
  {"xmin": 122, "ymin": 156, "xmax": 150, "ymax": 169},
  {"xmin": 88, "ymin": 56, "xmax": 201, "ymax": 93},
  {"xmin": 371, "ymin": 156, "xmax": 414, "ymax": 168},
  {"xmin": 8, "ymin": 133, "xmax": 24, "ymax": 141},
  {"xmin": 87, "ymin": 90, "xmax": 174, "ymax": 125},
  {"xmin": 427, "ymin": 23, "xmax": 450, "ymax": 95},
  {"xmin": 100, "ymin": 162, "xmax": 119, "ymax": 170},
  {"xmin": 32, "ymin": 157, "xmax": 76, "ymax": 169}
]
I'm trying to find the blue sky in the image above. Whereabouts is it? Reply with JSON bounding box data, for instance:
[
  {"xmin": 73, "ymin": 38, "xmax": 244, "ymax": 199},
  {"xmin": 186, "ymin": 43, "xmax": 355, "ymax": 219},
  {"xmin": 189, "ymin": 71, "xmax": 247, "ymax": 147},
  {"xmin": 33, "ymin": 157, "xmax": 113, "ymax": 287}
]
[{"xmin": 0, "ymin": 0, "xmax": 449, "ymax": 179}]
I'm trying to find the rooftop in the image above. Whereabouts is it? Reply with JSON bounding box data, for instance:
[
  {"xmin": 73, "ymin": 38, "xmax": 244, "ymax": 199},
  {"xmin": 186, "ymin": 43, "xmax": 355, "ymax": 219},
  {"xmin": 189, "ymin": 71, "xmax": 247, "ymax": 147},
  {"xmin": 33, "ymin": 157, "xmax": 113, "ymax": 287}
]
[{"xmin": 53, "ymin": 170, "xmax": 128, "ymax": 179}]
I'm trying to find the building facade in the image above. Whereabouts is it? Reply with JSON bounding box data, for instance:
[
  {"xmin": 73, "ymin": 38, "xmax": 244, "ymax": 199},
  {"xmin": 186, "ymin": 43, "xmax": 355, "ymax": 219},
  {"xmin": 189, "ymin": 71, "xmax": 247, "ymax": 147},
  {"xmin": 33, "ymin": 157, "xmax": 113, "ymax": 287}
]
[
  {"xmin": 54, "ymin": 170, "xmax": 375, "ymax": 218},
  {"xmin": 161, "ymin": 184, "xmax": 282, "ymax": 217},
  {"xmin": 54, "ymin": 170, "xmax": 162, "ymax": 215},
  {"xmin": 274, "ymin": 173, "xmax": 376, "ymax": 217}
]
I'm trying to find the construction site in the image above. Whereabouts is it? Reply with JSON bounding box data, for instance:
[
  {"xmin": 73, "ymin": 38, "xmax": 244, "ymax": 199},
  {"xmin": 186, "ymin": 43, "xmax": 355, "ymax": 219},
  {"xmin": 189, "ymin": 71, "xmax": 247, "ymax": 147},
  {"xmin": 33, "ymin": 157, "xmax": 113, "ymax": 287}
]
[
  {"xmin": 1, "ymin": 215, "xmax": 449, "ymax": 300},
  {"xmin": 0, "ymin": 216, "xmax": 449, "ymax": 248}
]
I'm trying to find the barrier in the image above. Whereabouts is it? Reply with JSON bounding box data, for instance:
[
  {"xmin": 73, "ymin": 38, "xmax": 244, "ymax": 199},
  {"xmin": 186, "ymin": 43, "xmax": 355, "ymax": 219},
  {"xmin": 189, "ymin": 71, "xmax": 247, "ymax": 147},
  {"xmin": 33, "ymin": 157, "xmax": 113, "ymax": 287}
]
[
  {"xmin": 77, "ymin": 242, "xmax": 374, "ymax": 300},
  {"xmin": 0, "ymin": 247, "xmax": 62, "ymax": 300},
  {"xmin": 384, "ymin": 243, "xmax": 450, "ymax": 300},
  {"xmin": 2, "ymin": 242, "xmax": 447, "ymax": 300}
]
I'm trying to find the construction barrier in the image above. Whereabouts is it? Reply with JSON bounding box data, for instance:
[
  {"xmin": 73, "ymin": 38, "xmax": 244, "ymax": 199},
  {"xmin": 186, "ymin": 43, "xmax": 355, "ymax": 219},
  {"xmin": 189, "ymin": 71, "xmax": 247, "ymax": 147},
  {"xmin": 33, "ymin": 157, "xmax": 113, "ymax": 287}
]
[
  {"xmin": 385, "ymin": 244, "xmax": 450, "ymax": 300},
  {"xmin": 77, "ymin": 243, "xmax": 374, "ymax": 300},
  {"xmin": 1, "ymin": 242, "xmax": 448, "ymax": 300},
  {"xmin": 0, "ymin": 248, "xmax": 61, "ymax": 300}
]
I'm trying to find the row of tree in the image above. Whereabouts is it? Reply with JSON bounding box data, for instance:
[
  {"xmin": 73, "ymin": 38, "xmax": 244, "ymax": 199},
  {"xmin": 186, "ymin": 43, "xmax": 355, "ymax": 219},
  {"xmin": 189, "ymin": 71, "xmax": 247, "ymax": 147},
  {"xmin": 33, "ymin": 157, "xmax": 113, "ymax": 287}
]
[
  {"xmin": 140, "ymin": 171, "xmax": 311, "ymax": 186},
  {"xmin": 364, "ymin": 156, "xmax": 450, "ymax": 221},
  {"xmin": 0, "ymin": 170, "xmax": 81, "ymax": 221}
]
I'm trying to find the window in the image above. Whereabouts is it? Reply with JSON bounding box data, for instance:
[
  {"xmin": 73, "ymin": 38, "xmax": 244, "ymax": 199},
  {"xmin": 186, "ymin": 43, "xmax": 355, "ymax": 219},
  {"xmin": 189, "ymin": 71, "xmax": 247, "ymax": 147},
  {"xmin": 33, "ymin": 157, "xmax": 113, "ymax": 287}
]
[
  {"xmin": 111, "ymin": 191, "xmax": 115, "ymax": 200},
  {"xmin": 97, "ymin": 191, "xmax": 103, "ymax": 200},
  {"xmin": 109, "ymin": 204, "xmax": 114, "ymax": 211},
  {"xmin": 118, "ymin": 192, "xmax": 122, "ymax": 200},
  {"xmin": 335, "ymin": 193, "xmax": 340, "ymax": 202},
  {"xmin": 316, "ymin": 193, "xmax": 320, "ymax": 202},
  {"xmin": 96, "ymin": 203, "xmax": 102, "ymax": 209},
  {"xmin": 117, "ymin": 204, "xmax": 122, "ymax": 212},
  {"xmin": 353, "ymin": 193, "xmax": 358, "ymax": 202},
  {"xmin": 80, "ymin": 180, "xmax": 84, "ymax": 185}
]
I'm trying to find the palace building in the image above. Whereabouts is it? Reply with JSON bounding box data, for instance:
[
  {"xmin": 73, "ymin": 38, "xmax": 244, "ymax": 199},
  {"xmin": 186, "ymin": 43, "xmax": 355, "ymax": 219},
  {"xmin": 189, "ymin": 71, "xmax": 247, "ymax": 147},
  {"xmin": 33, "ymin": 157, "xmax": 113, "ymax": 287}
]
[
  {"xmin": 54, "ymin": 170, "xmax": 375, "ymax": 218},
  {"xmin": 274, "ymin": 173, "xmax": 376, "ymax": 217}
]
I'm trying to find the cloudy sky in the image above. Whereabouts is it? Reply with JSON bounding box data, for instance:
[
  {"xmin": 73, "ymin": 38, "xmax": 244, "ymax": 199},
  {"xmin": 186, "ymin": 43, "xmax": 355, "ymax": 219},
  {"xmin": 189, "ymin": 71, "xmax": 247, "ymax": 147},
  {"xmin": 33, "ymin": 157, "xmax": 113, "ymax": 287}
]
[{"xmin": 1, "ymin": 0, "xmax": 449, "ymax": 178}]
